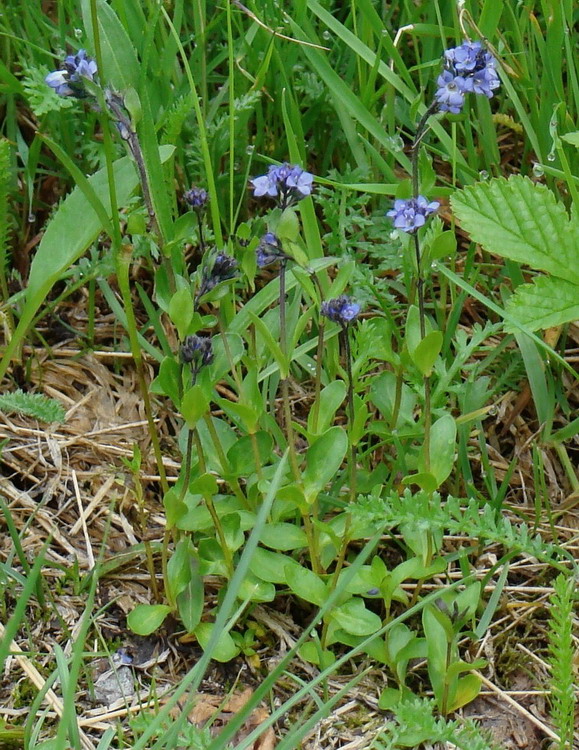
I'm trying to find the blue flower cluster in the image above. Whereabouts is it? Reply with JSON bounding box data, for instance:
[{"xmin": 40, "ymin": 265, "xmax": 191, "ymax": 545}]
[
  {"xmin": 256, "ymin": 232, "xmax": 287, "ymax": 268},
  {"xmin": 321, "ymin": 295, "xmax": 361, "ymax": 326},
  {"xmin": 251, "ymin": 163, "xmax": 314, "ymax": 208},
  {"xmin": 45, "ymin": 49, "xmax": 98, "ymax": 98},
  {"xmin": 387, "ymin": 196, "xmax": 440, "ymax": 233},
  {"xmin": 180, "ymin": 335, "xmax": 214, "ymax": 372},
  {"xmin": 197, "ymin": 252, "xmax": 238, "ymax": 299},
  {"xmin": 184, "ymin": 187, "xmax": 208, "ymax": 212},
  {"xmin": 435, "ymin": 40, "xmax": 500, "ymax": 114}
]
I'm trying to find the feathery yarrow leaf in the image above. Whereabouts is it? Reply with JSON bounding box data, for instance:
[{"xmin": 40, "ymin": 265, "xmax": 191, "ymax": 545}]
[
  {"xmin": 547, "ymin": 574, "xmax": 576, "ymax": 750},
  {"xmin": 0, "ymin": 390, "xmax": 66, "ymax": 423}
]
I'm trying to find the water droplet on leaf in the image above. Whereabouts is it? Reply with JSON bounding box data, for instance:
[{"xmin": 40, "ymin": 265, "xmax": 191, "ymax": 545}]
[{"xmin": 532, "ymin": 163, "xmax": 544, "ymax": 177}]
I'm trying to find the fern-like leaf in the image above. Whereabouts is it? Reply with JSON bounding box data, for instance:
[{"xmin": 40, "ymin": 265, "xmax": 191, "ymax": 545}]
[
  {"xmin": 372, "ymin": 696, "xmax": 501, "ymax": 749},
  {"xmin": 0, "ymin": 390, "xmax": 66, "ymax": 423},
  {"xmin": 547, "ymin": 574, "xmax": 576, "ymax": 750}
]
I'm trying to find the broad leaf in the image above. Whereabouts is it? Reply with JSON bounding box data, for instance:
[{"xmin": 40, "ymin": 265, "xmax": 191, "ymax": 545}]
[
  {"xmin": 505, "ymin": 275, "xmax": 579, "ymax": 331},
  {"xmin": 451, "ymin": 175, "xmax": 579, "ymax": 285},
  {"xmin": 82, "ymin": 0, "xmax": 140, "ymax": 91},
  {"xmin": 285, "ymin": 563, "xmax": 327, "ymax": 606},
  {"xmin": 194, "ymin": 623, "xmax": 239, "ymax": 663},
  {"xmin": 330, "ymin": 597, "xmax": 382, "ymax": 636},
  {"xmin": 302, "ymin": 427, "xmax": 348, "ymax": 504},
  {"xmin": 127, "ymin": 604, "xmax": 171, "ymax": 636}
]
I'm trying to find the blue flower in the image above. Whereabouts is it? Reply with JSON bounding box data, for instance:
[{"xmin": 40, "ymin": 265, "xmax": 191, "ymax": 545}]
[
  {"xmin": 184, "ymin": 187, "xmax": 208, "ymax": 211},
  {"xmin": 444, "ymin": 40, "xmax": 486, "ymax": 72},
  {"xmin": 321, "ymin": 295, "xmax": 361, "ymax": 326},
  {"xmin": 387, "ymin": 196, "xmax": 439, "ymax": 233},
  {"xmin": 436, "ymin": 40, "xmax": 500, "ymax": 112},
  {"xmin": 250, "ymin": 163, "xmax": 314, "ymax": 207},
  {"xmin": 256, "ymin": 232, "xmax": 286, "ymax": 267},
  {"xmin": 45, "ymin": 49, "xmax": 98, "ymax": 98},
  {"xmin": 462, "ymin": 65, "xmax": 500, "ymax": 98},
  {"xmin": 180, "ymin": 335, "xmax": 214, "ymax": 371},
  {"xmin": 434, "ymin": 70, "xmax": 467, "ymax": 114}
]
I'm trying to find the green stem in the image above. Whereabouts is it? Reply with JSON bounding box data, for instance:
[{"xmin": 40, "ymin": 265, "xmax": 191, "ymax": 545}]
[
  {"xmin": 116, "ymin": 246, "xmax": 168, "ymax": 497},
  {"xmin": 249, "ymin": 430, "xmax": 264, "ymax": 483},
  {"xmin": 279, "ymin": 260, "xmax": 301, "ymax": 482},
  {"xmin": 104, "ymin": 92, "xmax": 175, "ymax": 293},
  {"xmin": 321, "ymin": 516, "xmax": 352, "ymax": 648},
  {"xmin": 191, "ymin": 427, "xmax": 234, "ymax": 577},
  {"xmin": 411, "ymin": 103, "xmax": 437, "ymax": 475},
  {"xmin": 389, "ymin": 366, "xmax": 403, "ymax": 431},
  {"xmin": 341, "ymin": 327, "xmax": 357, "ymax": 504},
  {"xmin": 133, "ymin": 470, "xmax": 160, "ymax": 602},
  {"xmin": 310, "ymin": 271, "xmax": 326, "ymax": 435},
  {"xmin": 203, "ymin": 414, "xmax": 251, "ymax": 509},
  {"xmin": 179, "ymin": 428, "xmax": 194, "ymax": 505}
]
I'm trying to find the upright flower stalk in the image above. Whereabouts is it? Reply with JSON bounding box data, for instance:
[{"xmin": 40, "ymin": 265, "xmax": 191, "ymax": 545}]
[
  {"xmin": 321, "ymin": 295, "xmax": 361, "ymax": 504},
  {"xmin": 278, "ymin": 257, "xmax": 301, "ymax": 482},
  {"xmin": 250, "ymin": 162, "xmax": 314, "ymax": 482},
  {"xmin": 387, "ymin": 38, "xmax": 500, "ymax": 474}
]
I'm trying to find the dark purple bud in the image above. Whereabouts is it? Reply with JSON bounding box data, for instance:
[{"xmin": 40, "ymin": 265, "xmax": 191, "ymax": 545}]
[
  {"xmin": 256, "ymin": 232, "xmax": 286, "ymax": 268},
  {"xmin": 181, "ymin": 335, "xmax": 214, "ymax": 371},
  {"xmin": 197, "ymin": 252, "xmax": 238, "ymax": 299},
  {"xmin": 184, "ymin": 187, "xmax": 208, "ymax": 212}
]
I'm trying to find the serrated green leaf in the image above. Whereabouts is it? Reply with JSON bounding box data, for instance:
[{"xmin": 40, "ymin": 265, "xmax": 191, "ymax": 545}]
[
  {"xmin": 411, "ymin": 330, "xmax": 443, "ymax": 376},
  {"xmin": 259, "ymin": 523, "xmax": 308, "ymax": 551},
  {"xmin": 451, "ymin": 175, "xmax": 579, "ymax": 285},
  {"xmin": 168, "ymin": 288, "xmax": 194, "ymax": 339},
  {"xmin": 427, "ymin": 414, "xmax": 457, "ymax": 486},
  {"xmin": 181, "ymin": 385, "xmax": 209, "ymax": 428},
  {"xmin": 302, "ymin": 427, "xmax": 348, "ymax": 503},
  {"xmin": 505, "ymin": 275, "xmax": 579, "ymax": 331}
]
